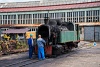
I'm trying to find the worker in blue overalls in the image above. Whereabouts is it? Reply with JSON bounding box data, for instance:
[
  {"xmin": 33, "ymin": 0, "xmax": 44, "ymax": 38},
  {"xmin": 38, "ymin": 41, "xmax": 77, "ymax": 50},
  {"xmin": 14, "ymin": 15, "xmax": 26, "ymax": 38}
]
[
  {"xmin": 37, "ymin": 35, "xmax": 46, "ymax": 60},
  {"xmin": 28, "ymin": 34, "xmax": 34, "ymax": 59}
]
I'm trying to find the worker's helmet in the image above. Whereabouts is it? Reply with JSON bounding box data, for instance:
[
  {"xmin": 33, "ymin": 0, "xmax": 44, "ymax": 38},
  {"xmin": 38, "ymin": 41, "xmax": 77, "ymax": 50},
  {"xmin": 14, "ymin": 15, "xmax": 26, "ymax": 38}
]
[{"xmin": 30, "ymin": 34, "xmax": 33, "ymax": 37}]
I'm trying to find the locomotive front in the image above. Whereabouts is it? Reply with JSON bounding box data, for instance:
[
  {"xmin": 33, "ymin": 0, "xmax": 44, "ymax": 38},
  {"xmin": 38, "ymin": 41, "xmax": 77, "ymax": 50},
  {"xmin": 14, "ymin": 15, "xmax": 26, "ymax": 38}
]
[{"xmin": 37, "ymin": 18, "xmax": 65, "ymax": 45}]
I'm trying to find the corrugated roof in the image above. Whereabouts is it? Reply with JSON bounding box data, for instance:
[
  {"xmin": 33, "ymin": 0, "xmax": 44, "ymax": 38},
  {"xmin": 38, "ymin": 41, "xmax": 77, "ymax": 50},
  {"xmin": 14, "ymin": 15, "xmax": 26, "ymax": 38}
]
[
  {"xmin": 0, "ymin": 2, "xmax": 100, "ymax": 13},
  {"xmin": 0, "ymin": 1, "xmax": 40, "ymax": 8},
  {"xmin": 0, "ymin": 0, "xmax": 99, "ymax": 8}
]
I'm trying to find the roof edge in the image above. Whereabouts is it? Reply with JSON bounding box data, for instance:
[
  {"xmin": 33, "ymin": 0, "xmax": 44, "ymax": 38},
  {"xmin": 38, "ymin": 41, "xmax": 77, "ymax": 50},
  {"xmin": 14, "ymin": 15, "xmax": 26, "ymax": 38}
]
[{"xmin": 0, "ymin": 1, "xmax": 100, "ymax": 9}]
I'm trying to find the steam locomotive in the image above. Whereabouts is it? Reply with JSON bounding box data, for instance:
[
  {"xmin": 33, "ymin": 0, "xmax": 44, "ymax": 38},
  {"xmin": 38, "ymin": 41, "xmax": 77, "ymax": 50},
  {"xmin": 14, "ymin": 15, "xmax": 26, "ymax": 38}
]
[{"xmin": 35, "ymin": 17, "xmax": 80, "ymax": 57}]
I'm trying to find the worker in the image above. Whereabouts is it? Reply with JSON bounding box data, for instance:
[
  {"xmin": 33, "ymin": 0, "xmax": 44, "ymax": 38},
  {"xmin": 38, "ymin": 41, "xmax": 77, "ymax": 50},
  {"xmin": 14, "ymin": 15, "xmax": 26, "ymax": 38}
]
[
  {"xmin": 28, "ymin": 34, "xmax": 34, "ymax": 59},
  {"xmin": 37, "ymin": 35, "xmax": 46, "ymax": 60}
]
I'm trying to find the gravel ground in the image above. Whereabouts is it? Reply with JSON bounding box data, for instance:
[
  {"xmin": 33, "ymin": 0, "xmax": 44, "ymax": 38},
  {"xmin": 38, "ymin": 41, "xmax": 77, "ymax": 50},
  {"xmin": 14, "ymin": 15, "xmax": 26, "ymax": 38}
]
[
  {"xmin": 26, "ymin": 41, "xmax": 100, "ymax": 67},
  {"xmin": 0, "ymin": 41, "xmax": 100, "ymax": 67}
]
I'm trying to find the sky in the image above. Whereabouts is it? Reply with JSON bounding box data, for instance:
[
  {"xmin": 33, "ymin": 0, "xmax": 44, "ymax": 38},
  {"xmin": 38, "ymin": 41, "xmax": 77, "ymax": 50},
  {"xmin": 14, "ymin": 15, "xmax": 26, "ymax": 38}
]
[{"xmin": 0, "ymin": 0, "xmax": 40, "ymax": 3}]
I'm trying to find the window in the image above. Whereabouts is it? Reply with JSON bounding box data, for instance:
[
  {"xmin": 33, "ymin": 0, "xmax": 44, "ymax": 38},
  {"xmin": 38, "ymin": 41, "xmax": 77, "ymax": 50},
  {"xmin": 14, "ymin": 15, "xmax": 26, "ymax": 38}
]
[
  {"xmin": 40, "ymin": 13, "xmax": 45, "ymax": 24},
  {"xmin": 55, "ymin": 13, "xmax": 60, "ymax": 19},
  {"xmin": 49, "ymin": 13, "xmax": 54, "ymax": 19},
  {"xmin": 8, "ymin": 15, "xmax": 16, "ymax": 24},
  {"xmin": 45, "ymin": 13, "xmax": 48, "ymax": 18},
  {"xmin": 33, "ymin": 14, "xmax": 38, "ymax": 24},
  {"xmin": 3, "ymin": 15, "xmax": 7, "ymax": 24},
  {"xmin": 25, "ymin": 14, "xmax": 32, "ymax": 24},
  {"xmin": 49, "ymin": 12, "xmax": 65, "ymax": 21},
  {"xmin": 29, "ymin": 27, "xmax": 37, "ymax": 31},
  {"xmin": 18, "ymin": 15, "xmax": 22, "ymax": 24},
  {"xmin": 38, "ymin": 13, "xmax": 43, "ymax": 24},
  {"xmin": 0, "ymin": 15, "xmax": 2, "ymax": 24},
  {"xmin": 79, "ymin": 11, "xmax": 85, "ymax": 22},
  {"xmin": 59, "ymin": 12, "xmax": 65, "ymax": 22},
  {"xmin": 86, "ymin": 11, "xmax": 93, "ymax": 22},
  {"xmin": 67, "ymin": 12, "xmax": 72, "ymax": 22},
  {"xmin": 73, "ymin": 11, "xmax": 78, "ymax": 23},
  {"xmin": 93, "ymin": 10, "xmax": 99, "ymax": 22},
  {"xmin": 18, "ymin": 14, "xmax": 32, "ymax": 24}
]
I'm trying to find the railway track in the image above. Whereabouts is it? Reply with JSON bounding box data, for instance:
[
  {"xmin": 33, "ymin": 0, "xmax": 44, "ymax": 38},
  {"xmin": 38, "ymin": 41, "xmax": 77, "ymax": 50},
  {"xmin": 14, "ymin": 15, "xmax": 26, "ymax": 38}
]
[
  {"xmin": 1, "ymin": 52, "xmax": 74, "ymax": 67},
  {"xmin": 0, "ymin": 48, "xmax": 80, "ymax": 67},
  {"xmin": 2, "ymin": 58, "xmax": 40, "ymax": 67}
]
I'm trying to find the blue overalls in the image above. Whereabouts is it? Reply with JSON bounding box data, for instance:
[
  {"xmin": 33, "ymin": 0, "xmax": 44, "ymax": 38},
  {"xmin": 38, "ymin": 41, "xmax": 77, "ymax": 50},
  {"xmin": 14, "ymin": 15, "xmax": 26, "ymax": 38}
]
[
  {"xmin": 28, "ymin": 38, "xmax": 34, "ymax": 59},
  {"xmin": 37, "ymin": 38, "xmax": 46, "ymax": 60}
]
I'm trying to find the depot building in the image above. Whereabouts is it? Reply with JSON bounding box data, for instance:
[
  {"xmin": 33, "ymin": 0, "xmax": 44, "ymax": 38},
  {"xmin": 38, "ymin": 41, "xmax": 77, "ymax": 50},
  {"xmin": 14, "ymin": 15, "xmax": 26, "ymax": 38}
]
[{"xmin": 0, "ymin": 0, "xmax": 100, "ymax": 41}]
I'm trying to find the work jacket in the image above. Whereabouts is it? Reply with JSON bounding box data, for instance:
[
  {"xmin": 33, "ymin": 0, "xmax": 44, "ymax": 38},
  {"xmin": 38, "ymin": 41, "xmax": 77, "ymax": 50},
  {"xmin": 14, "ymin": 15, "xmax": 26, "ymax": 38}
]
[
  {"xmin": 28, "ymin": 38, "xmax": 34, "ymax": 46},
  {"xmin": 37, "ymin": 38, "xmax": 46, "ymax": 47}
]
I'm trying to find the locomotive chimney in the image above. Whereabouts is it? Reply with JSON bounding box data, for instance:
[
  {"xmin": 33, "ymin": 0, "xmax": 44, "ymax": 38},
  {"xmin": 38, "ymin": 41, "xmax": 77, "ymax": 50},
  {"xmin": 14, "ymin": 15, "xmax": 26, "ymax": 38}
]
[{"xmin": 44, "ymin": 17, "xmax": 49, "ymax": 24}]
